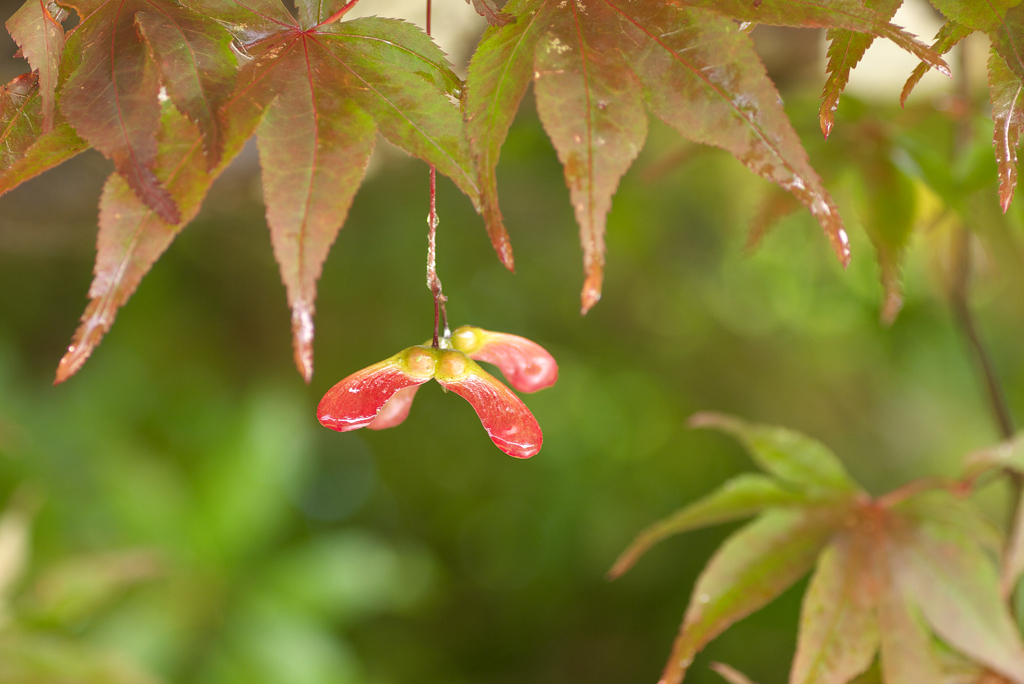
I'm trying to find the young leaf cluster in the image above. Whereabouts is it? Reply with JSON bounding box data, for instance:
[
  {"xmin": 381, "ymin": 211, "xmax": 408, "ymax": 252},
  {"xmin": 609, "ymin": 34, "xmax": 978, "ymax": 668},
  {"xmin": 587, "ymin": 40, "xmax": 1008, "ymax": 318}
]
[{"xmin": 612, "ymin": 413, "xmax": 1024, "ymax": 684}]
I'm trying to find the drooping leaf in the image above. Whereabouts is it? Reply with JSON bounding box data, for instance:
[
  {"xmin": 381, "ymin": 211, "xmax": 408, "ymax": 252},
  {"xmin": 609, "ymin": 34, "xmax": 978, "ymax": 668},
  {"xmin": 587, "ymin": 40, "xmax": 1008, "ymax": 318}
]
[
  {"xmin": 989, "ymin": 48, "xmax": 1024, "ymax": 212},
  {"xmin": 854, "ymin": 131, "xmax": 917, "ymax": 324},
  {"xmin": 819, "ymin": 0, "xmax": 903, "ymax": 138},
  {"xmin": 929, "ymin": 1, "xmax": 1024, "ymax": 84},
  {"xmin": 134, "ymin": 1, "xmax": 238, "ymax": 169},
  {"xmin": 533, "ymin": 0, "xmax": 647, "ymax": 313},
  {"xmin": 54, "ymin": 99, "xmax": 255, "ymax": 383},
  {"xmin": 989, "ymin": 4, "xmax": 1024, "ymax": 84},
  {"xmin": 468, "ymin": 0, "xmax": 897, "ymax": 315},
  {"xmin": 789, "ymin": 529, "xmax": 879, "ymax": 684},
  {"xmin": 0, "ymin": 73, "xmax": 88, "ymax": 195},
  {"xmin": 182, "ymin": 5, "xmax": 477, "ymax": 380},
  {"xmin": 661, "ymin": 509, "xmax": 839, "ymax": 684},
  {"xmin": 712, "ymin": 662, "xmax": 762, "ymax": 684},
  {"xmin": 59, "ymin": 0, "xmax": 203, "ymax": 223},
  {"xmin": 901, "ymin": 20, "xmax": 972, "ymax": 106},
  {"xmin": 888, "ymin": 514, "xmax": 1024, "ymax": 683},
  {"xmin": 5, "ymin": 0, "xmax": 66, "ymax": 131},
  {"xmin": 464, "ymin": 0, "xmax": 546, "ymax": 272},
  {"xmin": 608, "ymin": 474, "xmax": 810, "ymax": 579},
  {"xmin": 688, "ymin": 413, "xmax": 861, "ymax": 498}
]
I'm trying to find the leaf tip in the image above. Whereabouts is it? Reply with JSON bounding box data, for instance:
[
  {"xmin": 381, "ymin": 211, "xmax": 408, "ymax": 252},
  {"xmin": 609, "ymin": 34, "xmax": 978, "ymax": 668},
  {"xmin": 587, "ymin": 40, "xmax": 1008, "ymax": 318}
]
[
  {"xmin": 580, "ymin": 267, "xmax": 603, "ymax": 315},
  {"xmin": 292, "ymin": 305, "xmax": 315, "ymax": 384}
]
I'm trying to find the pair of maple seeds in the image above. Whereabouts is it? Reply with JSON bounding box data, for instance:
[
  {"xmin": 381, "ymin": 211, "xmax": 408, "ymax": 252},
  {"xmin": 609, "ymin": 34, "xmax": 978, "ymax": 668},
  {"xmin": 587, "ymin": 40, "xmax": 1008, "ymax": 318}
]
[{"xmin": 317, "ymin": 325, "xmax": 558, "ymax": 458}]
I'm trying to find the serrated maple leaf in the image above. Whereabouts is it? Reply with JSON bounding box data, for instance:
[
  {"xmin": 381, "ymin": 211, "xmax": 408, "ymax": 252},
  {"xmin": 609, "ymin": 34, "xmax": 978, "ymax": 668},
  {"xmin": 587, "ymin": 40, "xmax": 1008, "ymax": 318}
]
[
  {"xmin": 466, "ymin": 0, "xmax": 949, "ymax": 314},
  {"xmin": 5, "ymin": 0, "xmax": 66, "ymax": 131},
  {"xmin": 55, "ymin": 100, "xmax": 255, "ymax": 383},
  {"xmin": 901, "ymin": 19, "xmax": 972, "ymax": 106},
  {"xmin": 52, "ymin": 0, "xmax": 481, "ymax": 383},
  {"xmin": 819, "ymin": 0, "xmax": 902, "ymax": 139},
  {"xmin": 57, "ymin": 0, "xmax": 237, "ymax": 224},
  {"xmin": 612, "ymin": 416, "xmax": 1024, "ymax": 684},
  {"xmin": 179, "ymin": 0, "xmax": 480, "ymax": 382}
]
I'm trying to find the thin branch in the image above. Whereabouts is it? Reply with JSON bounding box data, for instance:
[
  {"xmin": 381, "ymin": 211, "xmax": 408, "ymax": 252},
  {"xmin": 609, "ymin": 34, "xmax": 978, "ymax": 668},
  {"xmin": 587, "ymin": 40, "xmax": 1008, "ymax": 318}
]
[{"xmin": 949, "ymin": 227, "xmax": 1015, "ymax": 441}]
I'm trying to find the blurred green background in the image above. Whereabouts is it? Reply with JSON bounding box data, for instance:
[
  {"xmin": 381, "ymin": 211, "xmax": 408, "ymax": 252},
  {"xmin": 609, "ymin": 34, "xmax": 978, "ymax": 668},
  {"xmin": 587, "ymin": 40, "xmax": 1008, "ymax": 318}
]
[{"xmin": 2, "ymin": 7, "xmax": 1024, "ymax": 684}]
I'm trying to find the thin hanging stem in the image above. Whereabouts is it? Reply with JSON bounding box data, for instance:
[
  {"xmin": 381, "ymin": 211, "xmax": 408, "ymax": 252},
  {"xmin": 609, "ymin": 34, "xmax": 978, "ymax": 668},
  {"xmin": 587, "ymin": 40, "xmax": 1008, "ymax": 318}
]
[
  {"xmin": 424, "ymin": 0, "xmax": 447, "ymax": 348},
  {"xmin": 950, "ymin": 229, "xmax": 1015, "ymax": 441},
  {"xmin": 427, "ymin": 166, "xmax": 448, "ymax": 347}
]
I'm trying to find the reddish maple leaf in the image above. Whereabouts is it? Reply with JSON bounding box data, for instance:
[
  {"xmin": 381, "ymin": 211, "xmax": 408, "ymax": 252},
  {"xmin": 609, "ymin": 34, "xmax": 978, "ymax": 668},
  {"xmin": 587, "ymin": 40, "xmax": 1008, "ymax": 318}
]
[{"xmin": 466, "ymin": 0, "xmax": 949, "ymax": 313}]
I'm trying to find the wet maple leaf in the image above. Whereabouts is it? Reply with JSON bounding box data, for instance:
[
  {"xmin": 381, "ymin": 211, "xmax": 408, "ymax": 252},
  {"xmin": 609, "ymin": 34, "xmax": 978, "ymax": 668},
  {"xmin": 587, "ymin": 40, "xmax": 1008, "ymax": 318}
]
[
  {"xmin": 171, "ymin": 0, "xmax": 481, "ymax": 382},
  {"xmin": 53, "ymin": 0, "xmax": 478, "ymax": 384},
  {"xmin": 54, "ymin": 0, "xmax": 239, "ymax": 224},
  {"xmin": 819, "ymin": 0, "xmax": 902, "ymax": 139},
  {"xmin": 466, "ymin": 0, "xmax": 948, "ymax": 313}
]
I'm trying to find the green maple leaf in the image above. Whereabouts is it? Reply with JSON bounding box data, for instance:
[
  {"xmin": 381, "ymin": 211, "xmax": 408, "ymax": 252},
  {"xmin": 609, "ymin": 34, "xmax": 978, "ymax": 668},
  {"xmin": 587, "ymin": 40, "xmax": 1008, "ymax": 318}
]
[
  {"xmin": 55, "ymin": 0, "xmax": 479, "ymax": 384},
  {"xmin": 465, "ymin": 0, "xmax": 950, "ymax": 313},
  {"xmin": 612, "ymin": 415, "xmax": 1024, "ymax": 684}
]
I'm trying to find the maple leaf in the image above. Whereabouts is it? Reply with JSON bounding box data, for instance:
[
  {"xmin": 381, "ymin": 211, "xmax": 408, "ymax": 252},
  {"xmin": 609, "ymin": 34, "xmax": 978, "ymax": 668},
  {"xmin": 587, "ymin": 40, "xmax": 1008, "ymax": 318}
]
[
  {"xmin": 56, "ymin": 0, "xmax": 234, "ymax": 224},
  {"xmin": 901, "ymin": 19, "xmax": 972, "ymax": 106},
  {"xmin": 54, "ymin": 0, "xmax": 478, "ymax": 384},
  {"xmin": 5, "ymin": 0, "xmax": 66, "ymax": 131},
  {"xmin": 55, "ymin": 102, "xmax": 251, "ymax": 383},
  {"xmin": 612, "ymin": 415, "xmax": 1024, "ymax": 684},
  {"xmin": 177, "ymin": 0, "xmax": 480, "ymax": 382},
  {"xmin": 466, "ymin": 0, "xmax": 949, "ymax": 314}
]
